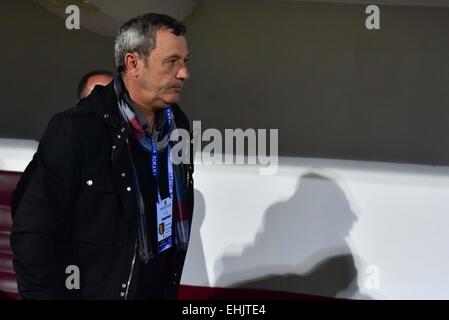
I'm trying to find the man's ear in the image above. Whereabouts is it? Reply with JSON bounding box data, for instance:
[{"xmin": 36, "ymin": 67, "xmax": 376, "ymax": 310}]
[{"xmin": 124, "ymin": 52, "xmax": 141, "ymax": 77}]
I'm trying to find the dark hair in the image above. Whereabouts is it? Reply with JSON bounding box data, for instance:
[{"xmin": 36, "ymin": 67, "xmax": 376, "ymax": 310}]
[
  {"xmin": 77, "ymin": 70, "xmax": 114, "ymax": 99},
  {"xmin": 114, "ymin": 13, "xmax": 187, "ymax": 73}
]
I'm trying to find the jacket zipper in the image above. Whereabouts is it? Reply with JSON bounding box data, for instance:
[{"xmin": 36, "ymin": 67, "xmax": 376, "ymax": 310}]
[{"xmin": 124, "ymin": 240, "xmax": 137, "ymax": 300}]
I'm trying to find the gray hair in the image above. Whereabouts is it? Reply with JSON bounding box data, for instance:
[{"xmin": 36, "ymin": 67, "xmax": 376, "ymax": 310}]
[{"xmin": 114, "ymin": 13, "xmax": 187, "ymax": 73}]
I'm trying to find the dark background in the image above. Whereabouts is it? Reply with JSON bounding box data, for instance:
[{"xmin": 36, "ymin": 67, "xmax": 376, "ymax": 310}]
[{"xmin": 1, "ymin": 0, "xmax": 448, "ymax": 166}]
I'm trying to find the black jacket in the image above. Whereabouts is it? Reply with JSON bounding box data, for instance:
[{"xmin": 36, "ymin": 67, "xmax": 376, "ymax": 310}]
[{"xmin": 10, "ymin": 82, "xmax": 194, "ymax": 300}]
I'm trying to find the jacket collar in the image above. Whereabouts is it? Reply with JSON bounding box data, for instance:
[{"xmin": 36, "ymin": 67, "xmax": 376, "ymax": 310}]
[
  {"xmin": 77, "ymin": 81, "xmax": 124, "ymax": 130},
  {"xmin": 76, "ymin": 79, "xmax": 188, "ymax": 132}
]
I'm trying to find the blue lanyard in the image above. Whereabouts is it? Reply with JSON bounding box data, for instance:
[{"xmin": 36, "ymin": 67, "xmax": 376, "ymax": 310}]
[{"xmin": 151, "ymin": 107, "xmax": 173, "ymax": 203}]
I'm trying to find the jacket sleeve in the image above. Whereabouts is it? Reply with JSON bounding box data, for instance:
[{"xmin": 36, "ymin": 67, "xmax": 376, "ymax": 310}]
[
  {"xmin": 10, "ymin": 112, "xmax": 82, "ymax": 299},
  {"xmin": 168, "ymin": 125, "xmax": 195, "ymax": 300}
]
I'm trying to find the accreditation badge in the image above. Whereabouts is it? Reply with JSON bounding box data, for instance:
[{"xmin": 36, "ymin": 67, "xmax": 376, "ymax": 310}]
[{"xmin": 156, "ymin": 196, "xmax": 173, "ymax": 253}]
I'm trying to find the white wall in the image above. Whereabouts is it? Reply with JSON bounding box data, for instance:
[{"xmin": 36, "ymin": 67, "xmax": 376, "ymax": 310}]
[
  {"xmin": 3, "ymin": 141, "xmax": 449, "ymax": 299},
  {"xmin": 0, "ymin": 139, "xmax": 38, "ymax": 172},
  {"xmin": 182, "ymin": 154, "xmax": 449, "ymax": 299}
]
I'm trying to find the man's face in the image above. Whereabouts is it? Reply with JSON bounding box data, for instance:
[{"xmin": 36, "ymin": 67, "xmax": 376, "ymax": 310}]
[
  {"xmin": 136, "ymin": 28, "xmax": 190, "ymax": 108},
  {"xmin": 83, "ymin": 74, "xmax": 113, "ymax": 99}
]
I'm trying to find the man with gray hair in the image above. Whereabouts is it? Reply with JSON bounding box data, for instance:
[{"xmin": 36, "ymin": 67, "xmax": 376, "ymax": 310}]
[{"xmin": 11, "ymin": 13, "xmax": 194, "ymax": 300}]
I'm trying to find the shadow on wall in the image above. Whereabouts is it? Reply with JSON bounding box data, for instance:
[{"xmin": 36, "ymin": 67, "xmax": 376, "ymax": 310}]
[
  {"xmin": 182, "ymin": 189, "xmax": 209, "ymax": 286},
  {"xmin": 214, "ymin": 172, "xmax": 371, "ymax": 299}
]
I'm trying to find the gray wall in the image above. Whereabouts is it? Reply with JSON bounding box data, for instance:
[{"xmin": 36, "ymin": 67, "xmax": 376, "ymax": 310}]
[
  {"xmin": 182, "ymin": 0, "xmax": 449, "ymax": 165},
  {"xmin": 2, "ymin": 0, "xmax": 449, "ymax": 166},
  {"xmin": 1, "ymin": 0, "xmax": 115, "ymax": 139}
]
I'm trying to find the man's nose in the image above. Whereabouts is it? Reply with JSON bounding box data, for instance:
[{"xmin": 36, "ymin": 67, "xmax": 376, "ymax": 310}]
[{"xmin": 177, "ymin": 66, "xmax": 190, "ymax": 81}]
